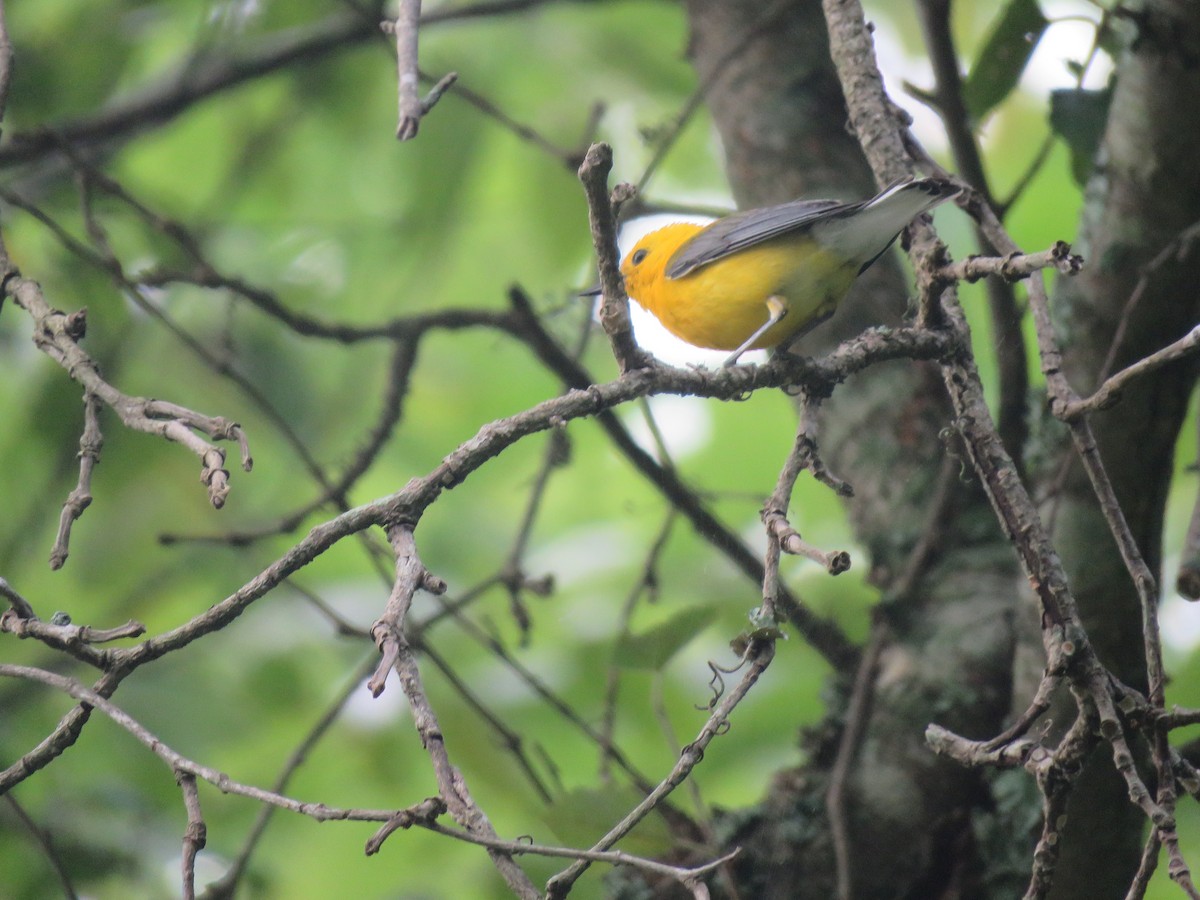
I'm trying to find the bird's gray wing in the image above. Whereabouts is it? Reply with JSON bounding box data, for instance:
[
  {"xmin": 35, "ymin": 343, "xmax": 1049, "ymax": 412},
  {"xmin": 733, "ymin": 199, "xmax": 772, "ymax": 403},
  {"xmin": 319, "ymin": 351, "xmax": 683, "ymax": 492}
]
[{"xmin": 664, "ymin": 198, "xmax": 860, "ymax": 279}]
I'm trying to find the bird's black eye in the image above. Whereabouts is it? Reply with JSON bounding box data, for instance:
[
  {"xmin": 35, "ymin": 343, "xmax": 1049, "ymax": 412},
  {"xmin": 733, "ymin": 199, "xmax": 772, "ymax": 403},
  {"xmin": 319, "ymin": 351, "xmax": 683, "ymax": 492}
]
[{"xmin": 630, "ymin": 248, "xmax": 649, "ymax": 266}]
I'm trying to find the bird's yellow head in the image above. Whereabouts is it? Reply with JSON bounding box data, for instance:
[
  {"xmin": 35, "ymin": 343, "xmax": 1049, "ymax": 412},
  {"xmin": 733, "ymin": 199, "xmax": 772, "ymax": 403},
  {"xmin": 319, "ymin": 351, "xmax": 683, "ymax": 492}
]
[{"xmin": 619, "ymin": 223, "xmax": 705, "ymax": 317}]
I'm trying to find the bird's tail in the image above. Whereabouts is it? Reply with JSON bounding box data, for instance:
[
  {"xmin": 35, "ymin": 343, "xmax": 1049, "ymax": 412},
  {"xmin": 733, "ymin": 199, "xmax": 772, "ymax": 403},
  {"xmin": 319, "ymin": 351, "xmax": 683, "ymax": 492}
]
[{"xmin": 811, "ymin": 177, "xmax": 959, "ymax": 270}]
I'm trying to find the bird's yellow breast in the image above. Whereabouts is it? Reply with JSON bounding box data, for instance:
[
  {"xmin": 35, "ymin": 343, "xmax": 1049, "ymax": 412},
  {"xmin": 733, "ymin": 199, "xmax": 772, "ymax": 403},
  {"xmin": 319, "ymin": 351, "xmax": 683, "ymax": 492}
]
[{"xmin": 621, "ymin": 225, "xmax": 856, "ymax": 352}]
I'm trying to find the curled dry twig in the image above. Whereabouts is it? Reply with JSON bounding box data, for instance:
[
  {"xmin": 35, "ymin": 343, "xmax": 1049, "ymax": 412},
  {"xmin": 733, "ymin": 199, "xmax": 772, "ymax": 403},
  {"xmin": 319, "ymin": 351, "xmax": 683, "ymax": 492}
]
[{"xmin": 3, "ymin": 269, "xmax": 252, "ymax": 566}]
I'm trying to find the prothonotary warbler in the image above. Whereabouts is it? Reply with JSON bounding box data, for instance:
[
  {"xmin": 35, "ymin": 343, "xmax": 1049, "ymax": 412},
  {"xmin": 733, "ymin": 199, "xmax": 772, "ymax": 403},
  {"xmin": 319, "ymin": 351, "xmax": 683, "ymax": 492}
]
[{"xmin": 620, "ymin": 178, "xmax": 958, "ymax": 366}]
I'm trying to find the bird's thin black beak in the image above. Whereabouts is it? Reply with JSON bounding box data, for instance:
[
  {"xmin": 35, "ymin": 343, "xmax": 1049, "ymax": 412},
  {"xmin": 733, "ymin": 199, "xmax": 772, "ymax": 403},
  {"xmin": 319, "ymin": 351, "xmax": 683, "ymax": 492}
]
[{"xmin": 578, "ymin": 285, "xmax": 602, "ymax": 297}]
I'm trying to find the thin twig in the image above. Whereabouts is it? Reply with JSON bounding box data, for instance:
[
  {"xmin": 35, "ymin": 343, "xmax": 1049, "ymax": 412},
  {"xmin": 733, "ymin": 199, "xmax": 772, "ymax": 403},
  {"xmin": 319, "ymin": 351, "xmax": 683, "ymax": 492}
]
[
  {"xmin": 389, "ymin": 0, "xmax": 423, "ymax": 139},
  {"xmin": 633, "ymin": 0, "xmax": 795, "ymax": 196},
  {"xmin": 0, "ymin": 609, "xmax": 144, "ymax": 664},
  {"xmin": 497, "ymin": 310, "xmax": 593, "ymax": 637},
  {"xmin": 201, "ymin": 655, "xmax": 379, "ymax": 900},
  {"xmin": 887, "ymin": 451, "xmax": 961, "ymax": 603},
  {"xmin": 4, "ymin": 273, "xmax": 251, "ymax": 513},
  {"xmin": 2, "ymin": 794, "xmax": 79, "ymax": 899},
  {"xmin": 600, "ymin": 511, "xmax": 676, "ymax": 780},
  {"xmin": 49, "ymin": 391, "xmax": 103, "ymax": 570},
  {"xmin": 368, "ymin": 527, "xmax": 538, "ymax": 898},
  {"xmin": 1065, "ymin": 324, "xmax": 1200, "ymax": 420},
  {"xmin": 761, "ymin": 397, "xmax": 853, "ymax": 575},
  {"xmin": 368, "ymin": 525, "xmax": 447, "ymax": 696},
  {"xmin": 364, "ymin": 796, "xmax": 448, "ymax": 854},
  {"xmin": 439, "ymin": 593, "xmax": 667, "ymax": 802},
  {"xmin": 405, "ymin": 814, "xmax": 743, "ymax": 890},
  {"xmin": 384, "ymin": 1, "xmax": 457, "ymax": 140},
  {"xmin": 578, "ymin": 142, "xmax": 654, "ymax": 372},
  {"xmin": 0, "ymin": 576, "xmax": 36, "ymax": 619},
  {"xmin": 938, "ymin": 242, "xmax": 1083, "ymax": 284},
  {"xmin": 0, "ymin": 663, "xmax": 400, "ymax": 820},
  {"xmin": 647, "ymin": 671, "xmax": 743, "ymax": 900},
  {"xmin": 418, "ymin": 640, "xmax": 555, "ymax": 804},
  {"xmin": 177, "ymin": 772, "xmax": 206, "ymax": 900},
  {"xmin": 0, "ymin": 9, "xmax": 381, "ymax": 168},
  {"xmin": 0, "ymin": 663, "xmax": 725, "ymax": 890},
  {"xmin": 1126, "ymin": 829, "xmax": 1162, "ymax": 900},
  {"xmin": 1096, "ymin": 219, "xmax": 1200, "ymax": 387},
  {"xmin": 913, "ymin": 0, "xmax": 1033, "ymax": 461},
  {"xmin": 763, "ymin": 516, "xmax": 850, "ymax": 575}
]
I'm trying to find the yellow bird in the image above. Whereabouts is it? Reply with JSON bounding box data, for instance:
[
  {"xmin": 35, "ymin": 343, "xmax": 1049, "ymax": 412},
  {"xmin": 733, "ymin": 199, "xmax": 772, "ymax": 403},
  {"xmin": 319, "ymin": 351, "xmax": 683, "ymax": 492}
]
[{"xmin": 620, "ymin": 178, "xmax": 958, "ymax": 366}]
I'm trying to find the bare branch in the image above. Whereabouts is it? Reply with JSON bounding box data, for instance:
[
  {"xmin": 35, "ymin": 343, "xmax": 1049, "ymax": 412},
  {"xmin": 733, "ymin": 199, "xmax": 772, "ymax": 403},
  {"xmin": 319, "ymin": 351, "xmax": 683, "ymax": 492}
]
[
  {"xmin": 1097, "ymin": 218, "xmax": 1200, "ymax": 386},
  {"xmin": 4, "ymin": 274, "xmax": 251, "ymax": 519},
  {"xmin": 389, "ymin": 0, "xmax": 423, "ymax": 139},
  {"xmin": 0, "ymin": 663, "xmax": 400, "ymax": 822},
  {"xmin": 760, "ymin": 398, "xmax": 853, "ymax": 576},
  {"xmin": 49, "ymin": 391, "xmax": 103, "ymax": 569},
  {"xmin": 384, "ymin": 1, "xmax": 457, "ymax": 140},
  {"xmin": 177, "ymin": 772, "xmax": 206, "ymax": 900},
  {"xmin": 926, "ymin": 724, "xmax": 1046, "ymax": 770},
  {"xmin": 1, "ymin": 659, "xmax": 732, "ymax": 893},
  {"xmin": 376, "ymin": 802, "xmax": 741, "ymax": 890},
  {"xmin": 938, "ymin": 242, "xmax": 1084, "ymax": 284},
  {"xmin": 0, "ymin": 2, "xmax": 562, "ymax": 167},
  {"xmin": 578, "ymin": 142, "xmax": 655, "ymax": 373},
  {"xmin": 367, "ymin": 526, "xmax": 536, "ymax": 897},
  {"xmin": 0, "ymin": 609, "xmax": 144, "ymax": 659},
  {"xmin": 1127, "ymin": 829, "xmax": 1163, "ymax": 900},
  {"xmin": 364, "ymin": 796, "xmax": 449, "ymax": 854},
  {"xmin": 435, "ymin": 595, "xmax": 665, "ymax": 801},
  {"xmin": 0, "ymin": 576, "xmax": 36, "ymax": 619},
  {"xmin": 416, "ymin": 641, "xmax": 556, "ymax": 804},
  {"xmin": 600, "ymin": 513, "xmax": 676, "ymax": 782},
  {"xmin": 913, "ymin": 0, "xmax": 1032, "ymax": 462},
  {"xmin": 368, "ymin": 525, "xmax": 446, "ymax": 697},
  {"xmin": 763, "ymin": 514, "xmax": 850, "ymax": 575},
  {"xmin": 1065, "ymin": 324, "xmax": 1200, "ymax": 420},
  {"xmin": 819, "ymin": 4, "xmax": 1199, "ymax": 896}
]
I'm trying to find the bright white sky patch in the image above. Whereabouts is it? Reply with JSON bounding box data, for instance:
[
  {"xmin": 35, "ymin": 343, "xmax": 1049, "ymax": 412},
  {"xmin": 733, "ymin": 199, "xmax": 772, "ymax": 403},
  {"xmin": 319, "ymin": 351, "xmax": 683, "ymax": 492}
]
[
  {"xmin": 622, "ymin": 393, "xmax": 715, "ymax": 463},
  {"xmin": 1030, "ymin": 1, "xmax": 1115, "ymax": 91},
  {"xmin": 1161, "ymin": 551, "xmax": 1200, "ymax": 654},
  {"xmin": 343, "ymin": 674, "xmax": 410, "ymax": 729}
]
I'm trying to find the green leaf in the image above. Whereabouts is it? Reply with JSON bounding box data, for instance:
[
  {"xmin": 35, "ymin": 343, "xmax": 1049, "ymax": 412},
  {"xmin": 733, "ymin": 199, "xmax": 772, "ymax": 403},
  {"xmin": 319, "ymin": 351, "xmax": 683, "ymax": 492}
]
[
  {"xmin": 963, "ymin": 0, "xmax": 1049, "ymax": 122},
  {"xmin": 1050, "ymin": 86, "xmax": 1113, "ymax": 185},
  {"xmin": 613, "ymin": 604, "xmax": 719, "ymax": 671}
]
